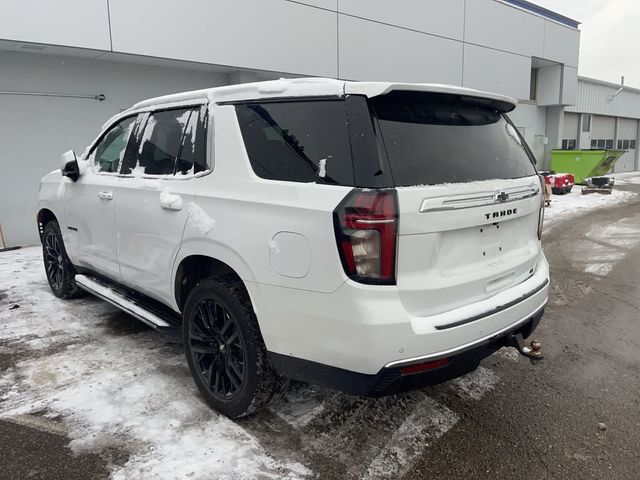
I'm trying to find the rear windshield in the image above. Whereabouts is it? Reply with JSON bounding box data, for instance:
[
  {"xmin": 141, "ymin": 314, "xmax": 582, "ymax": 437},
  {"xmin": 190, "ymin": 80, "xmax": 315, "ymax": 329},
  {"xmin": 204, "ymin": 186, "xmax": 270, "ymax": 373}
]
[{"xmin": 371, "ymin": 91, "xmax": 537, "ymax": 186}]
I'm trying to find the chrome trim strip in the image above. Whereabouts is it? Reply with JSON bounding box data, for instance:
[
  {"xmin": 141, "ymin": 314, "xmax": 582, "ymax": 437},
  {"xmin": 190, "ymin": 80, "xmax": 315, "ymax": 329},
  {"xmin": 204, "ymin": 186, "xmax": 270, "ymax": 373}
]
[
  {"xmin": 355, "ymin": 219, "xmax": 395, "ymax": 225},
  {"xmin": 419, "ymin": 187, "xmax": 539, "ymax": 213},
  {"xmin": 383, "ymin": 298, "xmax": 548, "ymax": 369}
]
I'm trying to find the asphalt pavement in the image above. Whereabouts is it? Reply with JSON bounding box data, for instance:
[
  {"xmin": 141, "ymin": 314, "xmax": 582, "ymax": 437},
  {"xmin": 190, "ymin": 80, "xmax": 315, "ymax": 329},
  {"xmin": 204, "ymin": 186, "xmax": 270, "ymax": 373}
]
[{"xmin": 1, "ymin": 184, "xmax": 639, "ymax": 480}]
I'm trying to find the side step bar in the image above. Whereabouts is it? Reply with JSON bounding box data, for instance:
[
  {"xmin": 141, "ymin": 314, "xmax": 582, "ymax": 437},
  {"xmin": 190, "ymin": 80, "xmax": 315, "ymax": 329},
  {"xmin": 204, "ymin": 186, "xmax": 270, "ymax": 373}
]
[{"xmin": 75, "ymin": 274, "xmax": 179, "ymax": 331}]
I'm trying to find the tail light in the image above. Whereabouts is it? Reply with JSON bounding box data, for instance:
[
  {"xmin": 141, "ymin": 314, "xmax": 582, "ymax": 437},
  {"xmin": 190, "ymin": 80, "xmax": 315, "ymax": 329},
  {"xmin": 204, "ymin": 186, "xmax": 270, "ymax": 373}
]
[
  {"xmin": 333, "ymin": 189, "xmax": 398, "ymax": 285},
  {"xmin": 538, "ymin": 175, "xmax": 545, "ymax": 240}
]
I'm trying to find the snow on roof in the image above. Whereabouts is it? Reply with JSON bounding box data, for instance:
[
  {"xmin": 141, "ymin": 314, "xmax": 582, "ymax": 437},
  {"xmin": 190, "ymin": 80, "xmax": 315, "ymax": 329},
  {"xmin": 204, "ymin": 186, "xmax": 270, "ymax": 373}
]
[{"xmin": 128, "ymin": 78, "xmax": 517, "ymax": 111}]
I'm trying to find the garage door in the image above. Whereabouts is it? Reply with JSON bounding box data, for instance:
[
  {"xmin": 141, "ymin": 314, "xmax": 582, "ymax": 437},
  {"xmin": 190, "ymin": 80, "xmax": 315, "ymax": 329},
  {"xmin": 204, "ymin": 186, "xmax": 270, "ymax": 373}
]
[{"xmin": 615, "ymin": 118, "xmax": 638, "ymax": 173}]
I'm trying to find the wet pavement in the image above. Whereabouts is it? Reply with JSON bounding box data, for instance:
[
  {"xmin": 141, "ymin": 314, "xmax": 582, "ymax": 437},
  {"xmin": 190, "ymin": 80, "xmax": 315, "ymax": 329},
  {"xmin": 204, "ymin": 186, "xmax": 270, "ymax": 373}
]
[{"xmin": 1, "ymin": 184, "xmax": 639, "ymax": 479}]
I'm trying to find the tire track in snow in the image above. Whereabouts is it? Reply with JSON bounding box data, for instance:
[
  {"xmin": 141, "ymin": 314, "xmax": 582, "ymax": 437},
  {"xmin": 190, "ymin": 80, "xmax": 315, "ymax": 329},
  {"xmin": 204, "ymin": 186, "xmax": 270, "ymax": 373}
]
[{"xmin": 572, "ymin": 215, "xmax": 640, "ymax": 277}]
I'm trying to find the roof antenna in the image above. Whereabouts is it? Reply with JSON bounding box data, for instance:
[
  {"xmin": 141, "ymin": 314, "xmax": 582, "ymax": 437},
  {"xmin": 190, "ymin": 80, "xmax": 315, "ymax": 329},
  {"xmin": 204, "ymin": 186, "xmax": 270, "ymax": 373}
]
[{"xmin": 609, "ymin": 76, "xmax": 624, "ymax": 101}]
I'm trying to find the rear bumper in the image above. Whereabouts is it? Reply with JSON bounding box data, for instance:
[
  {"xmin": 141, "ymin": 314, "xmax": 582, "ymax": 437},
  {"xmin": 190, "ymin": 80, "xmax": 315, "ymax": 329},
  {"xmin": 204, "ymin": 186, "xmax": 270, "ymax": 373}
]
[
  {"xmin": 269, "ymin": 308, "xmax": 544, "ymax": 396},
  {"xmin": 251, "ymin": 252, "xmax": 549, "ymax": 376}
]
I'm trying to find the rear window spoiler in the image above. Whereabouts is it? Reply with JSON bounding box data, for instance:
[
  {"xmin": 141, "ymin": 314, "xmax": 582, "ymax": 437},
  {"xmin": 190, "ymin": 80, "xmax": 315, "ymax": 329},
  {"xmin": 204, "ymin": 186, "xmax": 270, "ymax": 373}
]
[{"xmin": 344, "ymin": 82, "xmax": 517, "ymax": 113}]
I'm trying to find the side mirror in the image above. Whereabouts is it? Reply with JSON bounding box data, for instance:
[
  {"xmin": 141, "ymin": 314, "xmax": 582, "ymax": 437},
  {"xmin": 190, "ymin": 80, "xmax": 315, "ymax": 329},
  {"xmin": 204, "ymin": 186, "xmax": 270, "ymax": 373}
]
[{"xmin": 60, "ymin": 150, "xmax": 80, "ymax": 182}]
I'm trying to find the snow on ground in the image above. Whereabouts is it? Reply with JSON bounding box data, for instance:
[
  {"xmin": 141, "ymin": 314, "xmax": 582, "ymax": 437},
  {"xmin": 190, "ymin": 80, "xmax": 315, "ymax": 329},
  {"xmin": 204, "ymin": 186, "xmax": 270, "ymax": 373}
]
[
  {"xmin": 610, "ymin": 171, "xmax": 640, "ymax": 186},
  {"xmin": 0, "ymin": 247, "xmax": 506, "ymax": 479},
  {"xmin": 0, "ymin": 247, "xmax": 307, "ymax": 480},
  {"xmin": 543, "ymin": 186, "xmax": 637, "ymax": 230},
  {"xmin": 567, "ymin": 215, "xmax": 640, "ymax": 277},
  {"xmin": 1, "ymin": 176, "xmax": 639, "ymax": 478},
  {"xmin": 542, "ymin": 173, "xmax": 640, "ymax": 276}
]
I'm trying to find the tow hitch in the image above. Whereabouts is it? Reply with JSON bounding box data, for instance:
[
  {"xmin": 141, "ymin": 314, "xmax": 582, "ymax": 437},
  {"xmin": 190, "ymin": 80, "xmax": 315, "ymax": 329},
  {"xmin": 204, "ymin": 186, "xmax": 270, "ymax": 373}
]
[{"xmin": 506, "ymin": 332, "xmax": 543, "ymax": 361}]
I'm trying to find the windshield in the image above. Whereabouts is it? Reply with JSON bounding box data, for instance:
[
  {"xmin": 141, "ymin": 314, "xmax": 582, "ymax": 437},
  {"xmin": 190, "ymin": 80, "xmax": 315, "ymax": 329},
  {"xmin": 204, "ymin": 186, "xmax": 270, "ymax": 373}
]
[{"xmin": 371, "ymin": 91, "xmax": 537, "ymax": 187}]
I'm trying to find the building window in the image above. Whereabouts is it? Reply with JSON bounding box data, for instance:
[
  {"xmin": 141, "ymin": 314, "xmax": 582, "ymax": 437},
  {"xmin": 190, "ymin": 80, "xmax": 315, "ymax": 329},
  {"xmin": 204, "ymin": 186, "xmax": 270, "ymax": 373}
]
[
  {"xmin": 631, "ymin": 140, "xmax": 636, "ymax": 149},
  {"xmin": 623, "ymin": 139, "xmax": 630, "ymax": 150},
  {"xmin": 618, "ymin": 139, "xmax": 623, "ymax": 149},
  {"xmin": 591, "ymin": 139, "xmax": 597, "ymax": 148},
  {"xmin": 561, "ymin": 139, "xmax": 576, "ymax": 150},
  {"xmin": 597, "ymin": 139, "xmax": 605, "ymax": 148},
  {"xmin": 582, "ymin": 114, "xmax": 592, "ymax": 132},
  {"xmin": 605, "ymin": 139, "xmax": 614, "ymax": 149},
  {"xmin": 529, "ymin": 68, "xmax": 538, "ymax": 101}
]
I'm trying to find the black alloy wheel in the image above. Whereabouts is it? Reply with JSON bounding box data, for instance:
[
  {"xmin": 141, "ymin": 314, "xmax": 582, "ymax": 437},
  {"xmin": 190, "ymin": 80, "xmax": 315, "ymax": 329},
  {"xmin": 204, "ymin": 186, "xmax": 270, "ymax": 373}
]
[
  {"xmin": 43, "ymin": 229, "xmax": 64, "ymax": 291},
  {"xmin": 41, "ymin": 220, "xmax": 82, "ymax": 299},
  {"xmin": 189, "ymin": 299, "xmax": 247, "ymax": 399},
  {"xmin": 182, "ymin": 278, "xmax": 285, "ymax": 418}
]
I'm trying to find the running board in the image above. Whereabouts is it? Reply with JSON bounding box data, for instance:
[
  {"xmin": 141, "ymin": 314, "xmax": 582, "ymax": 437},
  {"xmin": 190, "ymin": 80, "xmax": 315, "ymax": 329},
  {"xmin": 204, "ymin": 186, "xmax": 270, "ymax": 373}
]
[{"xmin": 75, "ymin": 274, "xmax": 180, "ymax": 331}]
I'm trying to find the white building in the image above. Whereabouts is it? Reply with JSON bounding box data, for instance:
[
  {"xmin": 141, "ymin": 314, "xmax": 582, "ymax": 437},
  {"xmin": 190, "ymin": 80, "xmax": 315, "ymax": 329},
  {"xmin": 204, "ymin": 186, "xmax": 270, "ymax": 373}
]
[
  {"xmin": 562, "ymin": 77, "xmax": 640, "ymax": 173},
  {"xmin": 0, "ymin": 0, "xmax": 593, "ymax": 247}
]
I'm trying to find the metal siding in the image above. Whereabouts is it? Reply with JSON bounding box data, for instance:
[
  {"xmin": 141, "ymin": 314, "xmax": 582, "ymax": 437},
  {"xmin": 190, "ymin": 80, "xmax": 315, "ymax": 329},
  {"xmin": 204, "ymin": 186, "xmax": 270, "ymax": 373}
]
[
  {"xmin": 567, "ymin": 79, "xmax": 640, "ymax": 119},
  {"xmin": 563, "ymin": 113, "xmax": 579, "ymax": 140}
]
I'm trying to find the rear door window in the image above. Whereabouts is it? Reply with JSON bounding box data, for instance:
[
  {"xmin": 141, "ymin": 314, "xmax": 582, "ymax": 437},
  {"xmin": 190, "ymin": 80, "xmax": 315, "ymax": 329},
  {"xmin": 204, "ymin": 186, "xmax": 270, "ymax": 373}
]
[
  {"xmin": 121, "ymin": 106, "xmax": 208, "ymax": 176},
  {"xmin": 235, "ymin": 100, "xmax": 354, "ymax": 185},
  {"xmin": 371, "ymin": 91, "xmax": 536, "ymax": 186}
]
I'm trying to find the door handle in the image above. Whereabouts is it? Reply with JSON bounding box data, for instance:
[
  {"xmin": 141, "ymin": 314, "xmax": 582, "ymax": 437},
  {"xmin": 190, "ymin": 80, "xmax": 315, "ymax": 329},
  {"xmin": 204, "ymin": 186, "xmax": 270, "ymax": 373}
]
[{"xmin": 98, "ymin": 191, "xmax": 113, "ymax": 200}]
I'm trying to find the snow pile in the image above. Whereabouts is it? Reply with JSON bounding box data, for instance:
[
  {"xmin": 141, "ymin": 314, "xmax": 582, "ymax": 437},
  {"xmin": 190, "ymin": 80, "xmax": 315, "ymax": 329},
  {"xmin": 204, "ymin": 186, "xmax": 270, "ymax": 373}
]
[
  {"xmin": 268, "ymin": 240, "xmax": 280, "ymax": 255},
  {"xmin": 159, "ymin": 189, "xmax": 183, "ymax": 211},
  {"xmin": 187, "ymin": 202, "xmax": 215, "ymax": 235},
  {"xmin": 543, "ymin": 188, "xmax": 636, "ymax": 231},
  {"xmin": 317, "ymin": 158, "xmax": 328, "ymax": 179}
]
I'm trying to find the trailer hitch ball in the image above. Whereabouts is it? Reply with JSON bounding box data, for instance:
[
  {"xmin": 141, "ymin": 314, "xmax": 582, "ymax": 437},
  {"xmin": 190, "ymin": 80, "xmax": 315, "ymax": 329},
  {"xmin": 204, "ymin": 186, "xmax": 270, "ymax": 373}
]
[
  {"xmin": 506, "ymin": 332, "xmax": 544, "ymax": 361},
  {"xmin": 529, "ymin": 340, "xmax": 543, "ymax": 358}
]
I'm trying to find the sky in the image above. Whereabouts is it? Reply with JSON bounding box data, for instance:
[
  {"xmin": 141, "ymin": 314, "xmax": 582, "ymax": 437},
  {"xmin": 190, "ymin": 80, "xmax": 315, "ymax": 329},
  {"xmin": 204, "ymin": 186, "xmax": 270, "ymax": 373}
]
[{"xmin": 532, "ymin": 0, "xmax": 640, "ymax": 87}]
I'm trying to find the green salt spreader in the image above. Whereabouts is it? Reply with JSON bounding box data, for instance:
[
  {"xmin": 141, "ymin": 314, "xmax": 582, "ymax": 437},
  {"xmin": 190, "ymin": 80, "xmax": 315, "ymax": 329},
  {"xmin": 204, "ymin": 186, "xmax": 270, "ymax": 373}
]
[{"xmin": 550, "ymin": 150, "xmax": 625, "ymax": 184}]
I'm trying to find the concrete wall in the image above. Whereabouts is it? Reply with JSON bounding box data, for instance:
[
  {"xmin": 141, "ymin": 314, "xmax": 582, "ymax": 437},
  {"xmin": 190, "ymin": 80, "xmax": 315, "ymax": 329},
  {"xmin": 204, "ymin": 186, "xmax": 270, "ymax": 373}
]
[
  {"xmin": 0, "ymin": 51, "xmax": 227, "ymax": 247},
  {"xmin": 0, "ymin": 0, "xmax": 581, "ymax": 99},
  {"xmin": 508, "ymin": 102, "xmax": 547, "ymax": 167}
]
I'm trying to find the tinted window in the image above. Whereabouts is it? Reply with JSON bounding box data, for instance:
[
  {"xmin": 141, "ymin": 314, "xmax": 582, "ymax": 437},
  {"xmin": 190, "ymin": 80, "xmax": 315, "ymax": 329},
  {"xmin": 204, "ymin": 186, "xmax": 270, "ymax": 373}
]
[
  {"xmin": 92, "ymin": 116, "xmax": 135, "ymax": 173},
  {"xmin": 122, "ymin": 106, "xmax": 208, "ymax": 176},
  {"xmin": 235, "ymin": 101, "xmax": 354, "ymax": 185},
  {"xmin": 371, "ymin": 92, "xmax": 537, "ymax": 186},
  {"xmin": 176, "ymin": 106, "xmax": 208, "ymax": 175}
]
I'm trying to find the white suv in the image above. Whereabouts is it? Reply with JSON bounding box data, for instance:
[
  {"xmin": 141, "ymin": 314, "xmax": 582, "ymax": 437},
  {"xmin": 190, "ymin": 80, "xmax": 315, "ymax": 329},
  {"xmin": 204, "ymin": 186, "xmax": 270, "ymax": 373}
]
[{"xmin": 36, "ymin": 78, "xmax": 549, "ymax": 417}]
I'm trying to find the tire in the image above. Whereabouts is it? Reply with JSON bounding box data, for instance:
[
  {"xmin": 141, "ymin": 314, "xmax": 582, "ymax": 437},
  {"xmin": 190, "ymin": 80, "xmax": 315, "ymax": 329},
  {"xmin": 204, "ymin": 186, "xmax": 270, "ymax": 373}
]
[
  {"xmin": 42, "ymin": 220, "xmax": 82, "ymax": 299},
  {"xmin": 566, "ymin": 186, "xmax": 573, "ymax": 193},
  {"xmin": 182, "ymin": 277, "xmax": 285, "ymax": 418}
]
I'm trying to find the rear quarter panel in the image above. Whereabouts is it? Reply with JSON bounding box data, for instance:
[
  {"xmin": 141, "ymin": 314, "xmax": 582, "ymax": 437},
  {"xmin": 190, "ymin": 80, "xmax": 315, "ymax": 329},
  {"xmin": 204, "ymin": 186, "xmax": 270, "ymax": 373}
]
[{"xmin": 173, "ymin": 104, "xmax": 352, "ymax": 296}]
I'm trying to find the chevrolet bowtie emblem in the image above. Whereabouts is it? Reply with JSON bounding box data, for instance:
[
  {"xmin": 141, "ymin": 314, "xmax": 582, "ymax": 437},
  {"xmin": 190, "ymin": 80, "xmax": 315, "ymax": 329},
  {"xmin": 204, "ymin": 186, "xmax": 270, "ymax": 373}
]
[{"xmin": 494, "ymin": 191, "xmax": 510, "ymax": 202}]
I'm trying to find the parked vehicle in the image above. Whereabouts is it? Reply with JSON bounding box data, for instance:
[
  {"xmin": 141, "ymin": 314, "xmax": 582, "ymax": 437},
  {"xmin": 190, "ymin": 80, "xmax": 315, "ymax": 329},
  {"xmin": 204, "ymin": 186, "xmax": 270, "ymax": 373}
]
[
  {"xmin": 583, "ymin": 176, "xmax": 615, "ymax": 194},
  {"xmin": 36, "ymin": 78, "xmax": 549, "ymax": 417},
  {"xmin": 550, "ymin": 172, "xmax": 575, "ymax": 195}
]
